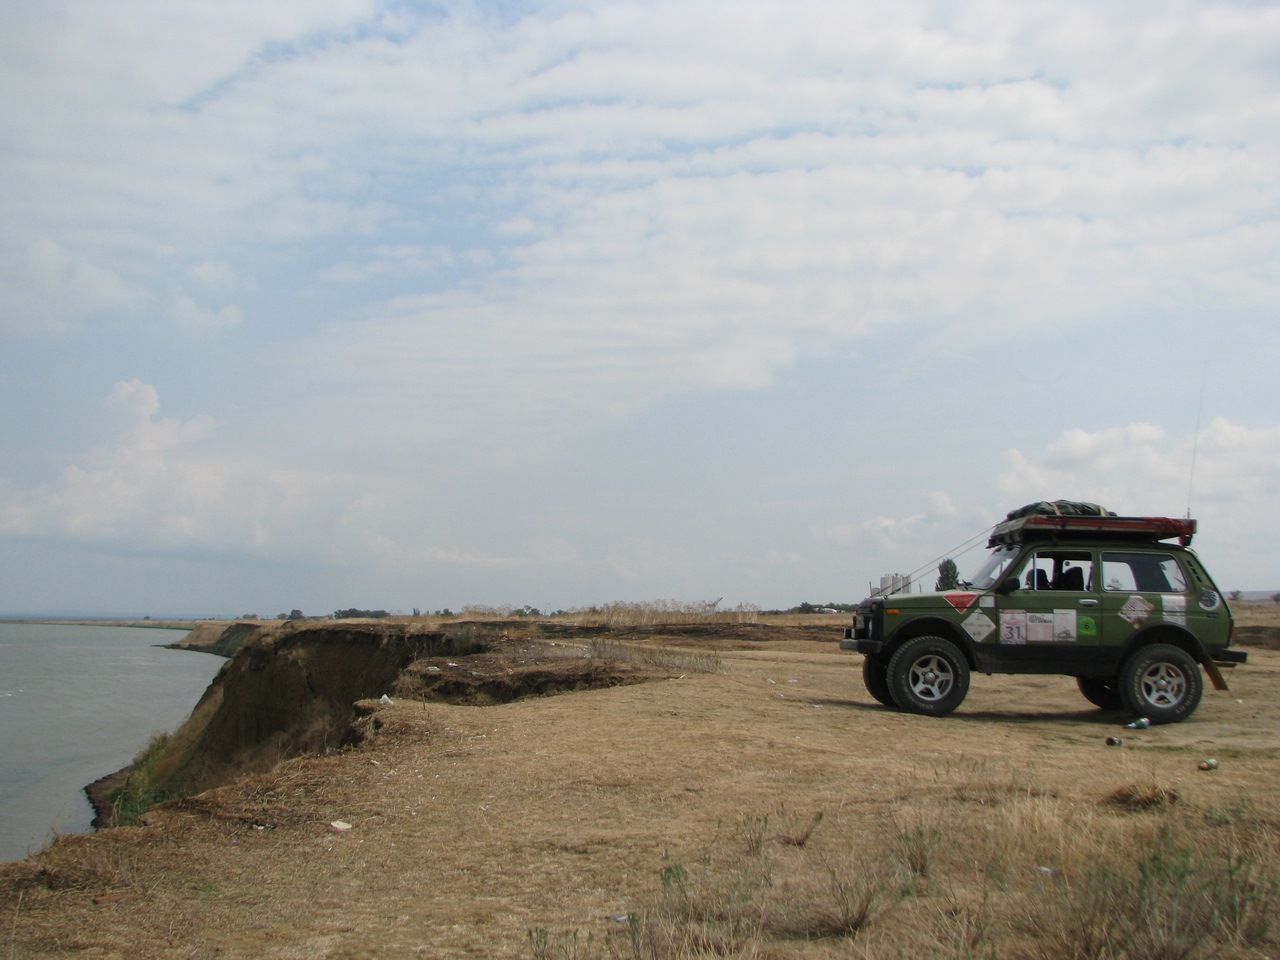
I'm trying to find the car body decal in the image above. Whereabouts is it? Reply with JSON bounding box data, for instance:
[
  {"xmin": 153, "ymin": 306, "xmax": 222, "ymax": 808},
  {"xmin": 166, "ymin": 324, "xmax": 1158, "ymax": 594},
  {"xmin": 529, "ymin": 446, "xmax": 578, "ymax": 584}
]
[
  {"xmin": 944, "ymin": 592, "xmax": 979, "ymax": 613},
  {"xmin": 1163, "ymin": 594, "xmax": 1187, "ymax": 626},
  {"xmin": 1119, "ymin": 595, "xmax": 1154, "ymax": 626},
  {"xmin": 963, "ymin": 610, "xmax": 996, "ymax": 642}
]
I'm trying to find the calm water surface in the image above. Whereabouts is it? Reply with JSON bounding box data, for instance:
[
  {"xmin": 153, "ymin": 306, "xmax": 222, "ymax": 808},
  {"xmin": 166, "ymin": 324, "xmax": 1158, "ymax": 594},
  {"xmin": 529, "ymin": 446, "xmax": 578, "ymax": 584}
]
[{"xmin": 0, "ymin": 622, "xmax": 224, "ymax": 862}]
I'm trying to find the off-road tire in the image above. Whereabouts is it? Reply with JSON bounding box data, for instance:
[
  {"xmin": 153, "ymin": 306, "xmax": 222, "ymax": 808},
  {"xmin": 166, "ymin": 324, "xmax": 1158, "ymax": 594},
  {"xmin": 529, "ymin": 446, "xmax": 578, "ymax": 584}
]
[
  {"xmin": 886, "ymin": 635, "xmax": 970, "ymax": 717},
  {"xmin": 1077, "ymin": 676, "xmax": 1124, "ymax": 711},
  {"xmin": 1118, "ymin": 643, "xmax": 1203, "ymax": 724},
  {"xmin": 862, "ymin": 656, "xmax": 896, "ymax": 707}
]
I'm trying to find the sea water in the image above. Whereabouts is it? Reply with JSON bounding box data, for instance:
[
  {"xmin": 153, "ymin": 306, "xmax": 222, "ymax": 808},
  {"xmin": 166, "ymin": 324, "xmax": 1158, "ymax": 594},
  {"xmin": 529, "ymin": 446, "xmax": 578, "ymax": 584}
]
[{"xmin": 0, "ymin": 622, "xmax": 225, "ymax": 862}]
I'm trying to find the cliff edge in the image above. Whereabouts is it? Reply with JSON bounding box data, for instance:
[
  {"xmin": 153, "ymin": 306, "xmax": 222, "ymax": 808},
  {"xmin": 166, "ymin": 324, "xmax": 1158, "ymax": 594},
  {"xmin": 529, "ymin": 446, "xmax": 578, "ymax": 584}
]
[{"xmin": 94, "ymin": 619, "xmax": 488, "ymax": 822}]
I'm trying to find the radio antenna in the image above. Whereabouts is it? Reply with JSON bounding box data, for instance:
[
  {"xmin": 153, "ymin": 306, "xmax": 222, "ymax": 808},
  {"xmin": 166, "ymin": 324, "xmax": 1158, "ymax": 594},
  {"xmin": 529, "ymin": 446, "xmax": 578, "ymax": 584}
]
[{"xmin": 1186, "ymin": 360, "xmax": 1208, "ymax": 519}]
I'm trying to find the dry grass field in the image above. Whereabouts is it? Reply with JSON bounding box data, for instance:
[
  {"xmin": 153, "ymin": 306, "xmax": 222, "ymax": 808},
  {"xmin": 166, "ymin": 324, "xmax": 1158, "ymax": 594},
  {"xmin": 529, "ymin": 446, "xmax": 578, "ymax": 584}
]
[{"xmin": 3, "ymin": 605, "xmax": 1279, "ymax": 960}]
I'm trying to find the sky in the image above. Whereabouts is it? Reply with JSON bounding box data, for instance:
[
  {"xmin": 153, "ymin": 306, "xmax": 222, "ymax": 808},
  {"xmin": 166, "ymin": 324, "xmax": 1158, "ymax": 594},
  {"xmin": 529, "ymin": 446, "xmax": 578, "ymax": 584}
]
[{"xmin": 1, "ymin": 0, "xmax": 1277, "ymax": 617}]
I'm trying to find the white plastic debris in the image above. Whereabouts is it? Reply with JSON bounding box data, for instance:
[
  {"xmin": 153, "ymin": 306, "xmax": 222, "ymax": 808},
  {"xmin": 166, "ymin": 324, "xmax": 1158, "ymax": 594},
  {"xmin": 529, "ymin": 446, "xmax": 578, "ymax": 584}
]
[
  {"xmin": 378, "ymin": 694, "xmax": 393, "ymax": 705},
  {"xmin": 329, "ymin": 820, "xmax": 353, "ymax": 833}
]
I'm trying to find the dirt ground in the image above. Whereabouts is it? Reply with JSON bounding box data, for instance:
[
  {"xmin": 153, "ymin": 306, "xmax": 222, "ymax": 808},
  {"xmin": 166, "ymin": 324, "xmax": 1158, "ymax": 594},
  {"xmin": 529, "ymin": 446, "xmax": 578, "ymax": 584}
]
[{"xmin": 3, "ymin": 609, "xmax": 1279, "ymax": 959}]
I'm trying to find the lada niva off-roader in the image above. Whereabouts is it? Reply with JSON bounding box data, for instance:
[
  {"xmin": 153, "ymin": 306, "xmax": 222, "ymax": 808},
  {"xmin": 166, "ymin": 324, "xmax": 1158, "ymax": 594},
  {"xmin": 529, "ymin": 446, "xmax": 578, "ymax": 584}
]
[{"xmin": 841, "ymin": 502, "xmax": 1247, "ymax": 723}]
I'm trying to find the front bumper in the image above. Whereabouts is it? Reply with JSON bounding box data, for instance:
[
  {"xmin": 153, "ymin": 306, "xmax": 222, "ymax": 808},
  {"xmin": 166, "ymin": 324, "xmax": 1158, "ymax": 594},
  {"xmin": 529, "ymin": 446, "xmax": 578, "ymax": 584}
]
[{"xmin": 840, "ymin": 628, "xmax": 882, "ymax": 656}]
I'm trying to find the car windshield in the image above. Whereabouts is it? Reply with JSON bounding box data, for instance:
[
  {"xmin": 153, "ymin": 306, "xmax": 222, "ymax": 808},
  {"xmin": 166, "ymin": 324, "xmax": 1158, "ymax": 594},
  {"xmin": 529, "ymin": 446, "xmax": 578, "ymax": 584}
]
[{"xmin": 962, "ymin": 545, "xmax": 1020, "ymax": 590}]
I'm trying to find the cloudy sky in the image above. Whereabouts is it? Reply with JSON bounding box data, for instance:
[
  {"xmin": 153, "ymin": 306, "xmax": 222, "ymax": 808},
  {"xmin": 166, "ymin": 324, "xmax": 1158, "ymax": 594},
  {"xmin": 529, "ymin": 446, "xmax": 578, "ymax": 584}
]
[{"xmin": 1, "ymin": 0, "xmax": 1277, "ymax": 617}]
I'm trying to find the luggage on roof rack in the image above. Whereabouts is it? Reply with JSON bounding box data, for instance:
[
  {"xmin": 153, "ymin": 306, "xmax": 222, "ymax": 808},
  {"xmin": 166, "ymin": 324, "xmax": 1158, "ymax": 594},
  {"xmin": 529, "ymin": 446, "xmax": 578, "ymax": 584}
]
[
  {"xmin": 989, "ymin": 511, "xmax": 1196, "ymax": 547},
  {"xmin": 1005, "ymin": 500, "xmax": 1115, "ymax": 520}
]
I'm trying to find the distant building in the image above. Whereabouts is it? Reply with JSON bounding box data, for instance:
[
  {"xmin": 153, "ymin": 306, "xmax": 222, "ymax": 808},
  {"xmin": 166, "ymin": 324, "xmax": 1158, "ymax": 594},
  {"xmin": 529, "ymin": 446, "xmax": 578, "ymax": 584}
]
[{"xmin": 876, "ymin": 573, "xmax": 912, "ymax": 597}]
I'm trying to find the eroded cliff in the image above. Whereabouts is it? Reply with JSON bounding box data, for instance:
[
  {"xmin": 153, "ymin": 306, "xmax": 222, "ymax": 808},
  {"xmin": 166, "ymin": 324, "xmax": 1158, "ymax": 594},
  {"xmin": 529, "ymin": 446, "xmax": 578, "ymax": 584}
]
[{"xmin": 109, "ymin": 620, "xmax": 485, "ymax": 813}]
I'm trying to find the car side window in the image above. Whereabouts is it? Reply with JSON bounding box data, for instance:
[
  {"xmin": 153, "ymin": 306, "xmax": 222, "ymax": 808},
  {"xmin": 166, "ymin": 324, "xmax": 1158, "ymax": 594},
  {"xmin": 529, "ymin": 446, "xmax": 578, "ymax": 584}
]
[
  {"xmin": 1015, "ymin": 550, "xmax": 1094, "ymax": 591},
  {"xmin": 1101, "ymin": 552, "xmax": 1188, "ymax": 592}
]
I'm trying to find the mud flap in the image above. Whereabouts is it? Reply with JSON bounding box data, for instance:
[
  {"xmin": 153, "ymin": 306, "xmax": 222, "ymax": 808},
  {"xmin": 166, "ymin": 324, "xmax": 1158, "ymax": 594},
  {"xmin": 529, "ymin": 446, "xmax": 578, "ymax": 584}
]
[{"xmin": 1202, "ymin": 658, "xmax": 1229, "ymax": 692}]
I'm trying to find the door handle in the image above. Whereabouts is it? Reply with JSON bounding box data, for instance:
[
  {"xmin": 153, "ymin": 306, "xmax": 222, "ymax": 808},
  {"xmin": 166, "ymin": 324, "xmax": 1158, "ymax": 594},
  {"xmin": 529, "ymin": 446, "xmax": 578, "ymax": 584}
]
[{"xmin": 1078, "ymin": 599, "xmax": 1099, "ymax": 607}]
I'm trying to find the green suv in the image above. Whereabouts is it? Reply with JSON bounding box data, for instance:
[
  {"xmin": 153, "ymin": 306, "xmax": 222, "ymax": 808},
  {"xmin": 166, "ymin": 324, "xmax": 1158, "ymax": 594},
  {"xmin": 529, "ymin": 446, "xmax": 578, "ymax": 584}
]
[{"xmin": 842, "ymin": 502, "xmax": 1247, "ymax": 723}]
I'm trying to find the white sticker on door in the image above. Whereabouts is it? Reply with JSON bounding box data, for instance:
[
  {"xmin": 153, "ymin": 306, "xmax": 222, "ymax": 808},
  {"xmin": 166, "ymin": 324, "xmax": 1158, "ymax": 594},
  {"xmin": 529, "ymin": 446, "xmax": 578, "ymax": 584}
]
[
  {"xmin": 1000, "ymin": 610, "xmax": 1027, "ymax": 645},
  {"xmin": 1027, "ymin": 612, "xmax": 1055, "ymax": 643},
  {"xmin": 1054, "ymin": 609, "xmax": 1077, "ymax": 642}
]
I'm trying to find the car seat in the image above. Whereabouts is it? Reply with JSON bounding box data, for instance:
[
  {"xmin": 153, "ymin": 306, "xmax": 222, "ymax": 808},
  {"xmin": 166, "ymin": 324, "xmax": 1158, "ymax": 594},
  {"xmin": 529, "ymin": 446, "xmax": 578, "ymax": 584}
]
[{"xmin": 1055, "ymin": 567, "xmax": 1085, "ymax": 591}]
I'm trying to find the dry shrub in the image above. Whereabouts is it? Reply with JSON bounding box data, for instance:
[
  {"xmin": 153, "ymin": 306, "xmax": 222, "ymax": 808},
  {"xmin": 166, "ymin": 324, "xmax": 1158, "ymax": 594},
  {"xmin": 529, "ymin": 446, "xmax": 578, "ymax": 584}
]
[
  {"xmin": 2, "ymin": 834, "xmax": 143, "ymax": 896},
  {"xmin": 523, "ymin": 787, "xmax": 1280, "ymax": 960},
  {"xmin": 1017, "ymin": 813, "xmax": 1280, "ymax": 960},
  {"xmin": 565, "ymin": 600, "xmax": 761, "ymax": 628},
  {"xmin": 525, "ymin": 813, "xmax": 913, "ymax": 959},
  {"xmin": 773, "ymin": 807, "xmax": 825, "ymax": 848},
  {"xmin": 764, "ymin": 849, "xmax": 908, "ymax": 942},
  {"xmin": 893, "ymin": 807, "xmax": 942, "ymax": 884},
  {"xmin": 1105, "ymin": 782, "xmax": 1181, "ymax": 812}
]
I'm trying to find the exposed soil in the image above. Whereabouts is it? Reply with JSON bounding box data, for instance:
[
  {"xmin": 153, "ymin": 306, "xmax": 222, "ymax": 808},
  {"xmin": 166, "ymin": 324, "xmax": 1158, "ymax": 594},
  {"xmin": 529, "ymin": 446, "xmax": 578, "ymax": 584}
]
[
  {"xmin": 3, "ymin": 611, "xmax": 1279, "ymax": 959},
  {"xmin": 396, "ymin": 642, "xmax": 660, "ymax": 707}
]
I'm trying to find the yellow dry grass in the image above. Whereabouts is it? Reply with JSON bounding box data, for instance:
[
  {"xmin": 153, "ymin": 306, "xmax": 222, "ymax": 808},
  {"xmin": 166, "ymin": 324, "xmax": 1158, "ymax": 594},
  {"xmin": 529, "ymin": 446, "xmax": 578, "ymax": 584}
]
[
  {"xmin": 1233, "ymin": 599, "xmax": 1280, "ymax": 629},
  {"xmin": 3, "ymin": 623, "xmax": 1278, "ymax": 960}
]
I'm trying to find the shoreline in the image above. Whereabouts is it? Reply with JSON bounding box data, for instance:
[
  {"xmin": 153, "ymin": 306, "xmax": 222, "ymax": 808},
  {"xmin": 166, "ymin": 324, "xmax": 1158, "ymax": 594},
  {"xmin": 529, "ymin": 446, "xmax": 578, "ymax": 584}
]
[
  {"xmin": 83, "ymin": 769, "xmax": 130, "ymax": 829},
  {"xmin": 0, "ymin": 618, "xmax": 205, "ymax": 630}
]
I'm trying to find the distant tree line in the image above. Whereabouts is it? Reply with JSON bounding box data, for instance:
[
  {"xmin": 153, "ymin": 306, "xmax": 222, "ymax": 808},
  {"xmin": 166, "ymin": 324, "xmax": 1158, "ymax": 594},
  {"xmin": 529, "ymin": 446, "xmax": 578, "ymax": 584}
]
[
  {"xmin": 332, "ymin": 608, "xmax": 391, "ymax": 619},
  {"xmin": 767, "ymin": 601, "xmax": 859, "ymax": 614}
]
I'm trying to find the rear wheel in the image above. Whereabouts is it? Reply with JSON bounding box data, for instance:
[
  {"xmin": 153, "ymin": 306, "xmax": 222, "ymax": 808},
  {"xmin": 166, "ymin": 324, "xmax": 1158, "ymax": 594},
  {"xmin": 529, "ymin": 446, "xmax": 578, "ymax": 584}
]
[
  {"xmin": 862, "ymin": 656, "xmax": 896, "ymax": 707},
  {"xmin": 1077, "ymin": 676, "xmax": 1124, "ymax": 710},
  {"xmin": 886, "ymin": 635, "xmax": 969, "ymax": 717},
  {"xmin": 1118, "ymin": 644, "xmax": 1203, "ymax": 724}
]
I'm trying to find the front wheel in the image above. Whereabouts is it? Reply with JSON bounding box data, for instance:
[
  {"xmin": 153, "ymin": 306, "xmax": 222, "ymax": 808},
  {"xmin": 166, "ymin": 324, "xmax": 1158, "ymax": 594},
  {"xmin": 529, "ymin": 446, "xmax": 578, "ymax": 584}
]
[
  {"xmin": 1118, "ymin": 644, "xmax": 1203, "ymax": 724},
  {"xmin": 862, "ymin": 656, "xmax": 896, "ymax": 707},
  {"xmin": 886, "ymin": 636, "xmax": 970, "ymax": 717}
]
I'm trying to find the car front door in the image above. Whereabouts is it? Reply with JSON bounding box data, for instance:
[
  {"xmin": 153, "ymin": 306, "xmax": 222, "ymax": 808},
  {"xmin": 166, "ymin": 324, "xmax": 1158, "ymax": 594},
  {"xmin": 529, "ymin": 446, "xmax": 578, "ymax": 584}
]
[{"xmin": 991, "ymin": 547, "xmax": 1101, "ymax": 667}]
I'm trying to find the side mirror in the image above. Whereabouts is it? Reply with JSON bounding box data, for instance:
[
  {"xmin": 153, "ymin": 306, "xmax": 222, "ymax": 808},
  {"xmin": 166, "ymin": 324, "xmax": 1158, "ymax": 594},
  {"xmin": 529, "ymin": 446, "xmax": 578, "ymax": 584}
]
[{"xmin": 997, "ymin": 577, "xmax": 1019, "ymax": 596}]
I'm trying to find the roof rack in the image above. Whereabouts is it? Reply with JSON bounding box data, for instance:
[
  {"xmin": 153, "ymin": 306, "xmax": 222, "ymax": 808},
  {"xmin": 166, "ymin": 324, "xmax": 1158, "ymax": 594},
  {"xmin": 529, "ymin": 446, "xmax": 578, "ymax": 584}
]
[{"xmin": 988, "ymin": 514, "xmax": 1196, "ymax": 548}]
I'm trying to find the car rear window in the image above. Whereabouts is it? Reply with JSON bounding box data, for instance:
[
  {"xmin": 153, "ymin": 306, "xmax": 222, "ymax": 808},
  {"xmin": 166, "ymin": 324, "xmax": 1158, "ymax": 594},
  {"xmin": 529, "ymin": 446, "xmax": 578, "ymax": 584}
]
[{"xmin": 1101, "ymin": 552, "xmax": 1188, "ymax": 593}]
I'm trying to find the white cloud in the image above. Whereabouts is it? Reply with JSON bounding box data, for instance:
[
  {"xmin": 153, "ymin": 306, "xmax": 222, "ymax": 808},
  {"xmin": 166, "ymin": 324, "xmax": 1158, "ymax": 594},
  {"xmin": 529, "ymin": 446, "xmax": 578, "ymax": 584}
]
[
  {"xmin": 188, "ymin": 261, "xmax": 236, "ymax": 286},
  {"xmin": 1, "ymin": 380, "xmax": 213, "ymax": 539},
  {"xmin": 169, "ymin": 294, "xmax": 243, "ymax": 333},
  {"xmin": 0, "ymin": 239, "xmax": 144, "ymax": 334}
]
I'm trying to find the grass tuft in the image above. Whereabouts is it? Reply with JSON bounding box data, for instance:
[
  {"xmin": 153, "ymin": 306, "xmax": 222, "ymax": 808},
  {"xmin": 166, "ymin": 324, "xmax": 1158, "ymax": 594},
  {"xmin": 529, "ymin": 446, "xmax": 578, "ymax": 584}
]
[
  {"xmin": 108, "ymin": 733, "xmax": 176, "ymax": 827},
  {"xmin": 1105, "ymin": 782, "xmax": 1180, "ymax": 812}
]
